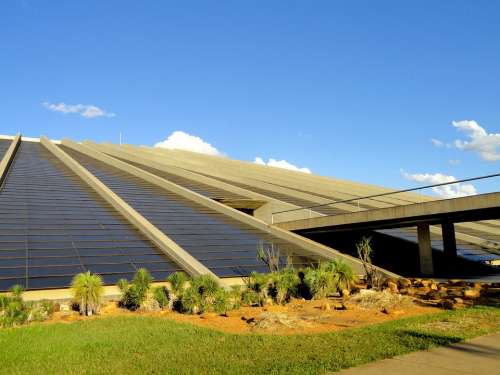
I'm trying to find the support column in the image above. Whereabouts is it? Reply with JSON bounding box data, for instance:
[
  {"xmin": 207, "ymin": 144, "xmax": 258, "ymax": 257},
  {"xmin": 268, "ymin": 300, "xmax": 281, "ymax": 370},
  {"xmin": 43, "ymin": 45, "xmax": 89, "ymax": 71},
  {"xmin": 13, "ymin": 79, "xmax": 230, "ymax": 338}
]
[
  {"xmin": 442, "ymin": 222, "xmax": 457, "ymax": 259},
  {"xmin": 417, "ymin": 223, "xmax": 434, "ymax": 276}
]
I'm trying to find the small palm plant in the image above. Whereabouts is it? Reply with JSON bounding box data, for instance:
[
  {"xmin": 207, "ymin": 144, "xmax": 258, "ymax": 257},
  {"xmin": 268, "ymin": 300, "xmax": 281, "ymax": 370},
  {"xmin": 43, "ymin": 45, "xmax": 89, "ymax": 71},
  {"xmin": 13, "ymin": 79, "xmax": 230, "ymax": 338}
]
[
  {"xmin": 165, "ymin": 272, "xmax": 189, "ymax": 310},
  {"xmin": 325, "ymin": 259, "xmax": 358, "ymax": 296},
  {"xmin": 304, "ymin": 265, "xmax": 335, "ymax": 299},
  {"xmin": 272, "ymin": 269, "xmax": 300, "ymax": 304},
  {"xmin": 247, "ymin": 272, "xmax": 271, "ymax": 306},
  {"xmin": 132, "ymin": 268, "xmax": 152, "ymax": 301},
  {"xmin": 71, "ymin": 272, "xmax": 104, "ymax": 316},
  {"xmin": 10, "ymin": 284, "xmax": 24, "ymax": 300}
]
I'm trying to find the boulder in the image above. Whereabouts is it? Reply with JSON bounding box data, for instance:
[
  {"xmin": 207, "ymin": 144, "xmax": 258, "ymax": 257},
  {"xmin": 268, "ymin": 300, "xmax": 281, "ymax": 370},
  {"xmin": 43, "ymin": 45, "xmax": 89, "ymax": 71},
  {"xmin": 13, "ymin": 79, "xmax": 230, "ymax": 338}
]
[
  {"xmin": 321, "ymin": 302, "xmax": 331, "ymax": 311},
  {"xmin": 463, "ymin": 288, "xmax": 481, "ymax": 299},
  {"xmin": 398, "ymin": 278, "xmax": 412, "ymax": 289},
  {"xmin": 387, "ymin": 281, "xmax": 399, "ymax": 294}
]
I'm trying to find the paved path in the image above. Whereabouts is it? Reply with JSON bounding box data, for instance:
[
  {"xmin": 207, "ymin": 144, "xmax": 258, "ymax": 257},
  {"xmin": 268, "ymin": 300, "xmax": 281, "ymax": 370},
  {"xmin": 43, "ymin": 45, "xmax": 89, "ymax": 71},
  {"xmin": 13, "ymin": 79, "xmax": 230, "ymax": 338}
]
[{"xmin": 337, "ymin": 333, "xmax": 500, "ymax": 374}]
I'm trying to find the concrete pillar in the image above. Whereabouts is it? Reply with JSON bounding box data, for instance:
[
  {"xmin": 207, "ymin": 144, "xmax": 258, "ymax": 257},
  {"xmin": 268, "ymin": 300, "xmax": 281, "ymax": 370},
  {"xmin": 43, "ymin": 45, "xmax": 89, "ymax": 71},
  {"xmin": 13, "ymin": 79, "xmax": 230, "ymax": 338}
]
[
  {"xmin": 417, "ymin": 223, "xmax": 434, "ymax": 276},
  {"xmin": 442, "ymin": 222, "xmax": 457, "ymax": 259}
]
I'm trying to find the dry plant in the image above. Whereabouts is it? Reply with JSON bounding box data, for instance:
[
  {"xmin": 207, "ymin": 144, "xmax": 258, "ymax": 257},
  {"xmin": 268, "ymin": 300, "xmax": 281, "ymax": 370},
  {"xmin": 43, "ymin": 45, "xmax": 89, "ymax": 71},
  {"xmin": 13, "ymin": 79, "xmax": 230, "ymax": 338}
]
[
  {"xmin": 352, "ymin": 289, "xmax": 413, "ymax": 311},
  {"xmin": 356, "ymin": 237, "xmax": 383, "ymax": 290},
  {"xmin": 256, "ymin": 241, "xmax": 291, "ymax": 272}
]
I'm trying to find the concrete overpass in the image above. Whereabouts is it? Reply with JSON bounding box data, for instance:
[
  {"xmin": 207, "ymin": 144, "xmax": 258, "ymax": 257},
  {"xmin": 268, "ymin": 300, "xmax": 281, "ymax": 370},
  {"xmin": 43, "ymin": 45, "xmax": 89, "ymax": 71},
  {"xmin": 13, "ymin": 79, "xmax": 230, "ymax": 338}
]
[{"xmin": 275, "ymin": 192, "xmax": 500, "ymax": 276}]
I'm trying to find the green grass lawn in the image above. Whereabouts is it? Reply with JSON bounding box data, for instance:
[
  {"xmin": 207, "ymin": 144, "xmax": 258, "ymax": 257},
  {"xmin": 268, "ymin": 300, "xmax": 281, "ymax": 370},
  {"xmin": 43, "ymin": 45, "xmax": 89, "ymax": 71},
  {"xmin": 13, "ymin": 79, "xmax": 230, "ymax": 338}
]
[{"xmin": 0, "ymin": 306, "xmax": 499, "ymax": 375}]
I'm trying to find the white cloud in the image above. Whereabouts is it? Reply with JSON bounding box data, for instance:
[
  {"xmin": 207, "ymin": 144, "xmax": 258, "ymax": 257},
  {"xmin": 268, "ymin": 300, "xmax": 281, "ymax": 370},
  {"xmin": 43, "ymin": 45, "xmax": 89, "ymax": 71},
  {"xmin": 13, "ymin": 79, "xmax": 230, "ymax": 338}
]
[
  {"xmin": 452, "ymin": 120, "xmax": 500, "ymax": 161},
  {"xmin": 154, "ymin": 131, "xmax": 221, "ymax": 156},
  {"xmin": 254, "ymin": 157, "xmax": 311, "ymax": 173},
  {"xmin": 43, "ymin": 102, "xmax": 115, "ymax": 118},
  {"xmin": 431, "ymin": 138, "xmax": 444, "ymax": 147},
  {"xmin": 401, "ymin": 170, "xmax": 477, "ymax": 198}
]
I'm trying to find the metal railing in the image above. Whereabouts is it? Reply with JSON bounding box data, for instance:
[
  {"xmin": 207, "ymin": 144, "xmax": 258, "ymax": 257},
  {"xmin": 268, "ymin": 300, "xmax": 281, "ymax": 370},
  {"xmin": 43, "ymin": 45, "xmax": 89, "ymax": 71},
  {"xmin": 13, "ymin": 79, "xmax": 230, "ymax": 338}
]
[{"xmin": 271, "ymin": 172, "xmax": 500, "ymax": 223}]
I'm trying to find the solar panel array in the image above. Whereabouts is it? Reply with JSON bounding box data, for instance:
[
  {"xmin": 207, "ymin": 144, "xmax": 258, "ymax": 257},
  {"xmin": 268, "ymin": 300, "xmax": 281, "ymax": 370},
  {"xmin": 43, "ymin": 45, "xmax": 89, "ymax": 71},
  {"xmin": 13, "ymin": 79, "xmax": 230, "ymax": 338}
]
[
  {"xmin": 61, "ymin": 146, "xmax": 318, "ymax": 278},
  {"xmin": 0, "ymin": 142, "xmax": 181, "ymax": 290}
]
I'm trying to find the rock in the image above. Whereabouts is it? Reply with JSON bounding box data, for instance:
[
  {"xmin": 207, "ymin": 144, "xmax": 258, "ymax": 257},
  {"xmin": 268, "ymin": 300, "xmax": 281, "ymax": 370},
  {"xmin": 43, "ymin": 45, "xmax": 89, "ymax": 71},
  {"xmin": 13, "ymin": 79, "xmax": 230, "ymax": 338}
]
[
  {"xmin": 406, "ymin": 288, "xmax": 417, "ymax": 296},
  {"xmin": 139, "ymin": 295, "xmax": 161, "ymax": 312},
  {"xmin": 472, "ymin": 282, "xmax": 482, "ymax": 290},
  {"xmin": 399, "ymin": 288, "xmax": 408, "ymax": 295},
  {"xmin": 463, "ymin": 288, "xmax": 481, "ymax": 299},
  {"xmin": 387, "ymin": 281, "xmax": 398, "ymax": 294},
  {"xmin": 382, "ymin": 307, "xmax": 403, "ymax": 315},
  {"xmin": 341, "ymin": 289, "xmax": 350, "ymax": 298},
  {"xmin": 447, "ymin": 288, "xmax": 463, "ymax": 298},
  {"xmin": 448, "ymin": 279, "xmax": 467, "ymax": 287},
  {"xmin": 59, "ymin": 303, "xmax": 70, "ymax": 312},
  {"xmin": 419, "ymin": 279, "xmax": 431, "ymax": 288},
  {"xmin": 321, "ymin": 302, "xmax": 331, "ymax": 311},
  {"xmin": 438, "ymin": 285, "xmax": 448, "ymax": 292},
  {"xmin": 430, "ymin": 283, "xmax": 439, "ymax": 291},
  {"xmin": 398, "ymin": 278, "xmax": 412, "ymax": 288},
  {"xmin": 439, "ymin": 300, "xmax": 455, "ymax": 310},
  {"xmin": 453, "ymin": 297, "xmax": 464, "ymax": 304}
]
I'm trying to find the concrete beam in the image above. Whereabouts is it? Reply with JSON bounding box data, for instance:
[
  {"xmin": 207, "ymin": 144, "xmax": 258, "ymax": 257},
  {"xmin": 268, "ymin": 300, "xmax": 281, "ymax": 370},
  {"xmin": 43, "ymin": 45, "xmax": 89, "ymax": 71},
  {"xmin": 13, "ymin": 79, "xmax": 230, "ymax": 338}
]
[
  {"xmin": 0, "ymin": 134, "xmax": 21, "ymax": 188},
  {"xmin": 40, "ymin": 136, "xmax": 220, "ymax": 282},
  {"xmin": 417, "ymin": 223, "xmax": 434, "ymax": 276},
  {"xmin": 275, "ymin": 192, "xmax": 500, "ymax": 232}
]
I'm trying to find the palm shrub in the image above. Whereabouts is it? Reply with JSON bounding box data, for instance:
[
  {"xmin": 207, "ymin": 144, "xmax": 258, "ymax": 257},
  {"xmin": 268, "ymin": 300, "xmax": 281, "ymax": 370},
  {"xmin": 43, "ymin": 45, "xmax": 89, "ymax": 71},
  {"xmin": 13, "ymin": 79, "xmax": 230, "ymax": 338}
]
[
  {"xmin": 271, "ymin": 269, "xmax": 300, "ymax": 304},
  {"xmin": 180, "ymin": 274, "xmax": 224, "ymax": 314},
  {"xmin": 117, "ymin": 268, "xmax": 153, "ymax": 311},
  {"xmin": 246, "ymin": 272, "xmax": 271, "ymax": 306},
  {"xmin": 304, "ymin": 265, "xmax": 335, "ymax": 299},
  {"xmin": 228, "ymin": 285, "xmax": 243, "ymax": 309},
  {"xmin": 165, "ymin": 272, "xmax": 189, "ymax": 310},
  {"xmin": 213, "ymin": 289, "xmax": 231, "ymax": 315},
  {"xmin": 180, "ymin": 285, "xmax": 202, "ymax": 314},
  {"xmin": 71, "ymin": 272, "xmax": 104, "ymax": 316},
  {"xmin": 132, "ymin": 268, "xmax": 152, "ymax": 301},
  {"xmin": 152, "ymin": 286, "xmax": 169, "ymax": 309},
  {"xmin": 325, "ymin": 259, "xmax": 358, "ymax": 296}
]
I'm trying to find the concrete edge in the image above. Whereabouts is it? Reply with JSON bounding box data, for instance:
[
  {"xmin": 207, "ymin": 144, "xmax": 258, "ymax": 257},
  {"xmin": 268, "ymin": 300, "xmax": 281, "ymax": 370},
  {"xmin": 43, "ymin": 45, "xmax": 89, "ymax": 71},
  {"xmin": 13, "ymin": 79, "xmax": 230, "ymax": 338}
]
[
  {"xmin": 92, "ymin": 142, "xmax": 273, "ymax": 202},
  {"xmin": 65, "ymin": 139, "xmax": 399, "ymax": 279},
  {"xmin": 0, "ymin": 134, "xmax": 21, "ymax": 187},
  {"xmin": 40, "ymin": 136, "xmax": 220, "ymax": 282}
]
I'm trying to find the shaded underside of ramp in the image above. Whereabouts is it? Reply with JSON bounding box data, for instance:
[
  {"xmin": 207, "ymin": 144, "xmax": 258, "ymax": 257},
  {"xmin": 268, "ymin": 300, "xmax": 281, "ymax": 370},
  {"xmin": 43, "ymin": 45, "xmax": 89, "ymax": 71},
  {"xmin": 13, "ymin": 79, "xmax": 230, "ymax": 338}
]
[
  {"xmin": 0, "ymin": 142, "xmax": 182, "ymax": 290},
  {"xmin": 60, "ymin": 146, "xmax": 319, "ymax": 278}
]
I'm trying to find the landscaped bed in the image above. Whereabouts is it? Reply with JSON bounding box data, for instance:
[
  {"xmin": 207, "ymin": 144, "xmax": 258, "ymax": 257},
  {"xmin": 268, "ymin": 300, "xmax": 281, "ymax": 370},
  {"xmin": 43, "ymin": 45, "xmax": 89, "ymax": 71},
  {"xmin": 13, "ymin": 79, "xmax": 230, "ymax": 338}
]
[{"xmin": 0, "ymin": 306, "xmax": 498, "ymax": 374}]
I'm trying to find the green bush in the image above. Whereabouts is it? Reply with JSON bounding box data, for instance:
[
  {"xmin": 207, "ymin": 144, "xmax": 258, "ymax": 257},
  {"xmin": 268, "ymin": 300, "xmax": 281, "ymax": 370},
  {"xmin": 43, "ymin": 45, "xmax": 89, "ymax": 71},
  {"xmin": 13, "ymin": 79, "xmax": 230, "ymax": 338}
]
[
  {"xmin": 118, "ymin": 269, "xmax": 153, "ymax": 311},
  {"xmin": 180, "ymin": 285, "xmax": 202, "ymax": 314},
  {"xmin": 324, "ymin": 259, "xmax": 358, "ymax": 296},
  {"xmin": 165, "ymin": 272, "xmax": 189, "ymax": 310},
  {"xmin": 271, "ymin": 269, "xmax": 300, "ymax": 304},
  {"xmin": 246, "ymin": 272, "xmax": 271, "ymax": 306},
  {"xmin": 71, "ymin": 272, "xmax": 104, "ymax": 316},
  {"xmin": 152, "ymin": 287, "xmax": 169, "ymax": 309},
  {"xmin": 304, "ymin": 260, "xmax": 357, "ymax": 299},
  {"xmin": 304, "ymin": 266, "xmax": 335, "ymax": 299},
  {"xmin": 0, "ymin": 285, "xmax": 54, "ymax": 328}
]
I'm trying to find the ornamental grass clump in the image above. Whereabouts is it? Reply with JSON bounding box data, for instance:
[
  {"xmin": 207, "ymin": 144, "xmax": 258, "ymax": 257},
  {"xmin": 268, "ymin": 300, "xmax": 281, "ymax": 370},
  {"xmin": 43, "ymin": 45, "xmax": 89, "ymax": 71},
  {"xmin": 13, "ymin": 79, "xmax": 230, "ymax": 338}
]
[
  {"xmin": 71, "ymin": 272, "xmax": 104, "ymax": 316},
  {"xmin": 117, "ymin": 268, "xmax": 153, "ymax": 311},
  {"xmin": 165, "ymin": 272, "xmax": 189, "ymax": 310},
  {"xmin": 304, "ymin": 259, "xmax": 357, "ymax": 299},
  {"xmin": 270, "ymin": 269, "xmax": 300, "ymax": 305}
]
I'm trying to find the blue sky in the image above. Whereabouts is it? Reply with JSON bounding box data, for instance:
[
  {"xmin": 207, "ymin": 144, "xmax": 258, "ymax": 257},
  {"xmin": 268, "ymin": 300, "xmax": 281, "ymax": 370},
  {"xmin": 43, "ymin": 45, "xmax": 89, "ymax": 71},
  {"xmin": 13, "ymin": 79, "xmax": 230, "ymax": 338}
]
[{"xmin": 1, "ymin": 1, "xmax": 499, "ymax": 195}]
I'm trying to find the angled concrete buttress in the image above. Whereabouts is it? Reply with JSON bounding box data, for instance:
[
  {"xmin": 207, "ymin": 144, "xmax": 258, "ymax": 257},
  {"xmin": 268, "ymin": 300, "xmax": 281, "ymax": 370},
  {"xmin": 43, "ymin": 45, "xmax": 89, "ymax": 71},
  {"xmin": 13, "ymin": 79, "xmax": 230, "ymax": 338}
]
[
  {"xmin": 0, "ymin": 134, "xmax": 21, "ymax": 187},
  {"xmin": 39, "ymin": 136, "xmax": 221, "ymax": 283}
]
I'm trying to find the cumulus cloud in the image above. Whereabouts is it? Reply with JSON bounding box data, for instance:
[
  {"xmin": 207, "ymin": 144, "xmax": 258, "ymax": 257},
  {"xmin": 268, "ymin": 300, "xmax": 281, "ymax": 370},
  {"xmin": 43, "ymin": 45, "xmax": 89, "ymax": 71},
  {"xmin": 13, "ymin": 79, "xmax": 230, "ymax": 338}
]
[
  {"xmin": 401, "ymin": 170, "xmax": 477, "ymax": 198},
  {"xmin": 254, "ymin": 157, "xmax": 311, "ymax": 173},
  {"xmin": 154, "ymin": 131, "xmax": 221, "ymax": 156},
  {"xmin": 43, "ymin": 102, "xmax": 115, "ymax": 118},
  {"xmin": 452, "ymin": 120, "xmax": 500, "ymax": 161}
]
